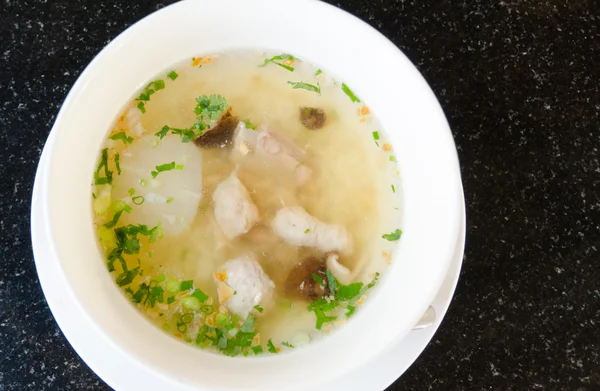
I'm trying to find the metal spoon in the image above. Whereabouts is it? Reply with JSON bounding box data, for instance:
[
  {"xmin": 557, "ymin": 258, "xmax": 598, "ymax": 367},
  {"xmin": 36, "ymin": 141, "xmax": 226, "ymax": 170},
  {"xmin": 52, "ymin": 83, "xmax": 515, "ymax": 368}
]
[{"xmin": 412, "ymin": 306, "xmax": 436, "ymax": 330}]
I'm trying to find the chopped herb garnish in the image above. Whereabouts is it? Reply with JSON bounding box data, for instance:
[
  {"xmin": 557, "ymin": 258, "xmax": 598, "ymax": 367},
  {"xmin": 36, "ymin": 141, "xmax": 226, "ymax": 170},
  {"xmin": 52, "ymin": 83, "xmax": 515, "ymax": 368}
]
[
  {"xmin": 157, "ymin": 274, "xmax": 165, "ymax": 282},
  {"xmin": 389, "ymin": 155, "xmax": 396, "ymax": 162},
  {"xmin": 166, "ymin": 278, "xmax": 180, "ymax": 293},
  {"xmin": 240, "ymin": 314, "xmax": 255, "ymax": 333},
  {"xmin": 158, "ymin": 94, "xmax": 228, "ymax": 143},
  {"xmin": 151, "ymin": 161, "xmax": 183, "ymax": 178},
  {"xmin": 253, "ymin": 305, "xmax": 264, "ymax": 313},
  {"xmin": 192, "ymin": 289, "xmax": 209, "ymax": 302},
  {"xmin": 128, "ymin": 188, "xmax": 136, "ymax": 195},
  {"xmin": 166, "ymin": 197, "xmax": 174, "ymax": 204},
  {"xmin": 304, "ymin": 228, "xmax": 310, "ymax": 234},
  {"xmin": 182, "ymin": 296, "xmax": 201, "ymax": 311},
  {"xmin": 167, "ymin": 70, "xmax": 179, "ymax": 81},
  {"xmin": 180, "ymin": 280, "xmax": 194, "ymax": 291},
  {"xmin": 136, "ymin": 79, "xmax": 165, "ymax": 102},
  {"xmin": 94, "ymin": 148, "xmax": 113, "ymax": 185},
  {"xmin": 110, "ymin": 131, "xmax": 133, "ymax": 145},
  {"xmin": 325, "ymin": 270, "xmax": 338, "ymax": 295},
  {"xmin": 311, "ymin": 273, "xmax": 324, "ymax": 286},
  {"xmin": 242, "ymin": 119, "xmax": 257, "ymax": 130},
  {"xmin": 287, "ymin": 81, "xmax": 321, "ymax": 94},
  {"xmin": 382, "ymin": 229, "xmax": 402, "ymax": 241},
  {"xmin": 137, "ymin": 102, "xmax": 146, "ymax": 113},
  {"xmin": 267, "ymin": 339, "xmax": 278, "ymax": 354},
  {"xmin": 132, "ymin": 196, "xmax": 145, "ymax": 205},
  {"xmin": 167, "ymin": 296, "xmax": 176, "ymax": 304},
  {"xmin": 307, "ymin": 272, "xmax": 380, "ymax": 329},
  {"xmin": 113, "ymin": 223, "xmax": 162, "ymax": 256},
  {"xmin": 341, "ymin": 83, "xmax": 360, "ymax": 103},
  {"xmin": 372, "ymin": 131, "xmax": 380, "ymax": 141},
  {"xmin": 139, "ymin": 178, "xmax": 147, "ymax": 187},
  {"xmin": 260, "ymin": 53, "xmax": 297, "ymax": 72},
  {"xmin": 252, "ymin": 346, "xmax": 264, "ymax": 355},
  {"xmin": 315, "ymin": 68, "xmax": 322, "ymax": 76},
  {"xmin": 391, "ymin": 184, "xmax": 396, "ymax": 193},
  {"xmin": 116, "ymin": 267, "xmax": 139, "ymax": 287},
  {"xmin": 104, "ymin": 210, "xmax": 123, "ymax": 229},
  {"xmin": 281, "ymin": 341, "xmax": 294, "ymax": 348},
  {"xmin": 345, "ymin": 305, "xmax": 357, "ymax": 317},
  {"xmin": 201, "ymin": 305, "xmax": 214, "ymax": 314},
  {"xmin": 114, "ymin": 153, "xmax": 121, "ymax": 175}
]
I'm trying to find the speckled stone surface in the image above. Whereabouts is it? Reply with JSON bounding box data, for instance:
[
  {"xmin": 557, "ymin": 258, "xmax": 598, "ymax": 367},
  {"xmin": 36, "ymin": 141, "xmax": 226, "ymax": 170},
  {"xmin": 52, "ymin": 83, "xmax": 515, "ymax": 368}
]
[{"xmin": 1, "ymin": 0, "xmax": 599, "ymax": 390}]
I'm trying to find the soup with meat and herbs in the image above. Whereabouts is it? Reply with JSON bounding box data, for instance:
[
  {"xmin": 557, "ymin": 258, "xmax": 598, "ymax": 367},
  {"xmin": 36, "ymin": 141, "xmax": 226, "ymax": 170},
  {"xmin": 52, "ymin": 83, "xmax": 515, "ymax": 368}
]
[{"xmin": 92, "ymin": 50, "xmax": 402, "ymax": 356}]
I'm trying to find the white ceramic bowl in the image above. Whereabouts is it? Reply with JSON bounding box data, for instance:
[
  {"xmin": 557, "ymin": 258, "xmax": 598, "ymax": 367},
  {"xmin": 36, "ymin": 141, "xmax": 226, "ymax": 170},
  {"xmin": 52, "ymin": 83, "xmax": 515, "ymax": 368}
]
[{"xmin": 33, "ymin": 0, "xmax": 463, "ymax": 390}]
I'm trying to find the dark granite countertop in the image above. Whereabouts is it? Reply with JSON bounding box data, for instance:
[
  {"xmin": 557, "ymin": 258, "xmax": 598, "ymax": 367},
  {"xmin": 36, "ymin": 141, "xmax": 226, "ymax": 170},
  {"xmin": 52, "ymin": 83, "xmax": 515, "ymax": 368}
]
[{"xmin": 1, "ymin": 0, "xmax": 599, "ymax": 390}]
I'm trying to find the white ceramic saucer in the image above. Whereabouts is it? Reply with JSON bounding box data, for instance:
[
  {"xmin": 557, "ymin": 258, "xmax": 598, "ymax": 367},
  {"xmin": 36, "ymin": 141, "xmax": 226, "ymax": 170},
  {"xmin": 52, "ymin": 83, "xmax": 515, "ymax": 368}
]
[{"xmin": 31, "ymin": 131, "xmax": 465, "ymax": 390}]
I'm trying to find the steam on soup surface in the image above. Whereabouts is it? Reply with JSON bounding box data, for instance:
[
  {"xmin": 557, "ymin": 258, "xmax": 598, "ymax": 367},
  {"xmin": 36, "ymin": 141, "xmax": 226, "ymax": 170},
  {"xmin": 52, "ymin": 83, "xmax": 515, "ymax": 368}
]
[{"xmin": 92, "ymin": 51, "xmax": 402, "ymax": 356}]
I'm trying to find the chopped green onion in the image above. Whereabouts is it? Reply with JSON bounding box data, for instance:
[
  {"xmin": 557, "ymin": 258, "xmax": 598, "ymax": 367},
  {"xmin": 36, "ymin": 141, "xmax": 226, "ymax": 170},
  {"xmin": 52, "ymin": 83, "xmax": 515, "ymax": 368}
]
[
  {"xmin": 287, "ymin": 81, "xmax": 320, "ymax": 94},
  {"xmin": 201, "ymin": 305, "xmax": 214, "ymax": 314},
  {"xmin": 166, "ymin": 278, "xmax": 180, "ymax": 293},
  {"xmin": 181, "ymin": 313, "xmax": 195, "ymax": 324},
  {"xmin": 341, "ymin": 83, "xmax": 360, "ymax": 103},
  {"xmin": 104, "ymin": 210, "xmax": 123, "ymax": 229},
  {"xmin": 157, "ymin": 274, "xmax": 166, "ymax": 282},
  {"xmin": 116, "ymin": 267, "xmax": 139, "ymax": 287},
  {"xmin": 372, "ymin": 131, "xmax": 380, "ymax": 141},
  {"xmin": 315, "ymin": 69, "xmax": 322, "ymax": 76},
  {"xmin": 391, "ymin": 184, "xmax": 396, "ymax": 193},
  {"xmin": 137, "ymin": 102, "xmax": 146, "ymax": 113},
  {"xmin": 253, "ymin": 305, "xmax": 264, "ymax": 313},
  {"xmin": 242, "ymin": 119, "xmax": 257, "ymax": 130},
  {"xmin": 240, "ymin": 314, "xmax": 255, "ymax": 333},
  {"xmin": 139, "ymin": 178, "xmax": 147, "ymax": 187},
  {"xmin": 389, "ymin": 155, "xmax": 396, "ymax": 162},
  {"xmin": 304, "ymin": 228, "xmax": 310, "ymax": 234},
  {"xmin": 151, "ymin": 161, "xmax": 183, "ymax": 178},
  {"xmin": 267, "ymin": 339, "xmax": 278, "ymax": 353},
  {"xmin": 182, "ymin": 296, "xmax": 201, "ymax": 311},
  {"xmin": 94, "ymin": 148, "xmax": 113, "ymax": 185},
  {"xmin": 252, "ymin": 346, "xmax": 263, "ymax": 355},
  {"xmin": 128, "ymin": 188, "xmax": 136, "ymax": 195},
  {"xmin": 180, "ymin": 280, "xmax": 194, "ymax": 291},
  {"xmin": 346, "ymin": 305, "xmax": 357, "ymax": 317},
  {"xmin": 382, "ymin": 229, "xmax": 402, "ymax": 241},
  {"xmin": 260, "ymin": 54, "xmax": 297, "ymax": 71},
  {"xmin": 167, "ymin": 70, "xmax": 179, "ymax": 81},
  {"xmin": 114, "ymin": 153, "xmax": 121, "ymax": 175},
  {"xmin": 166, "ymin": 197, "xmax": 174, "ymax": 204},
  {"xmin": 167, "ymin": 296, "xmax": 176, "ymax": 304},
  {"xmin": 132, "ymin": 196, "xmax": 145, "ymax": 205},
  {"xmin": 191, "ymin": 289, "xmax": 209, "ymax": 302},
  {"xmin": 110, "ymin": 131, "xmax": 133, "ymax": 145}
]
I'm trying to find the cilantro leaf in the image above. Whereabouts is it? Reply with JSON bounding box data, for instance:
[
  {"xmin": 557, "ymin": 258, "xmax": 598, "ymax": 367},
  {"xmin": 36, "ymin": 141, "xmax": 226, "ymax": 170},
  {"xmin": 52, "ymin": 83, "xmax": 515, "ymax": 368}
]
[
  {"xmin": 382, "ymin": 229, "xmax": 402, "ymax": 241},
  {"xmin": 288, "ymin": 81, "xmax": 320, "ymax": 94}
]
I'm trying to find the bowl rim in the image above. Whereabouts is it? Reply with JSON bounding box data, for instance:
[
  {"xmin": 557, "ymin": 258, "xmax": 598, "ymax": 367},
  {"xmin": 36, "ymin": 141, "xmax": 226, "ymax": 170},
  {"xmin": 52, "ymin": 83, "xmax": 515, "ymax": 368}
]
[{"xmin": 34, "ymin": 0, "xmax": 464, "ymax": 389}]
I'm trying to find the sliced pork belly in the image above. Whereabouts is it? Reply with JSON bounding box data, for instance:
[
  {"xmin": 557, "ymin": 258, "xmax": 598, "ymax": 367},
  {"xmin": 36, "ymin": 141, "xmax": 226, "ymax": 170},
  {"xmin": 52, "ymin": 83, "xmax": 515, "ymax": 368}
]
[
  {"xmin": 270, "ymin": 206, "xmax": 351, "ymax": 253},
  {"xmin": 213, "ymin": 173, "xmax": 259, "ymax": 240},
  {"xmin": 213, "ymin": 254, "xmax": 275, "ymax": 318}
]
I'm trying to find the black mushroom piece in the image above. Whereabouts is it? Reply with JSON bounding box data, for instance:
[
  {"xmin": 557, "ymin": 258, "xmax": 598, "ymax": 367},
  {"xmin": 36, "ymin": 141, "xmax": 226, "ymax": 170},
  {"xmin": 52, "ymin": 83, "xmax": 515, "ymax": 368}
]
[
  {"xmin": 284, "ymin": 256, "xmax": 329, "ymax": 301},
  {"xmin": 194, "ymin": 107, "xmax": 239, "ymax": 147},
  {"xmin": 300, "ymin": 107, "xmax": 326, "ymax": 130}
]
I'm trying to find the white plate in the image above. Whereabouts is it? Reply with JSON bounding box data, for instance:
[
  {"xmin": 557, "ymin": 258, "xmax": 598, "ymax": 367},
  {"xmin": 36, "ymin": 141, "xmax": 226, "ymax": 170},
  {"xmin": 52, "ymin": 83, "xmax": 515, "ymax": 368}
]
[{"xmin": 32, "ymin": 131, "xmax": 465, "ymax": 391}]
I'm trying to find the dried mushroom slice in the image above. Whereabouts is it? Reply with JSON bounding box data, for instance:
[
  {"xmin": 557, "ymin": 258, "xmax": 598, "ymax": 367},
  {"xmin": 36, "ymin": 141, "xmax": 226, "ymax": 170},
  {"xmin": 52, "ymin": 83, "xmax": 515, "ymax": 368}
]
[
  {"xmin": 300, "ymin": 107, "xmax": 326, "ymax": 130},
  {"xmin": 194, "ymin": 107, "xmax": 238, "ymax": 147}
]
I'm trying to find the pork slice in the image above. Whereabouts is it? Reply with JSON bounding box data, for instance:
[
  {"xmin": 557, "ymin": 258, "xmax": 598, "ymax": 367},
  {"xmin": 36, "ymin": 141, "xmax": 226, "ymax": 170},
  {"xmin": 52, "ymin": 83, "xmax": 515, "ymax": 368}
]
[
  {"xmin": 233, "ymin": 122, "xmax": 312, "ymax": 185},
  {"xmin": 213, "ymin": 173, "xmax": 259, "ymax": 240},
  {"xmin": 213, "ymin": 254, "xmax": 275, "ymax": 318},
  {"xmin": 270, "ymin": 206, "xmax": 351, "ymax": 253}
]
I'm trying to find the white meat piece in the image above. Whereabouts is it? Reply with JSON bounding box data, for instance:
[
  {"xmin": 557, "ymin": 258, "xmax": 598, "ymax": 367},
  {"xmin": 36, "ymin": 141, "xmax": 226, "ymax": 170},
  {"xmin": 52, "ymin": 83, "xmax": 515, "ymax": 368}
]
[
  {"xmin": 233, "ymin": 122, "xmax": 312, "ymax": 185},
  {"xmin": 213, "ymin": 173, "xmax": 259, "ymax": 240},
  {"xmin": 271, "ymin": 206, "xmax": 351, "ymax": 253},
  {"xmin": 111, "ymin": 134, "xmax": 203, "ymax": 236},
  {"xmin": 213, "ymin": 254, "xmax": 275, "ymax": 318},
  {"xmin": 326, "ymin": 252, "xmax": 352, "ymax": 285}
]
